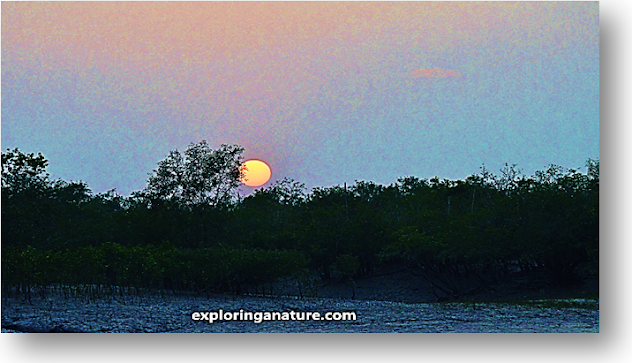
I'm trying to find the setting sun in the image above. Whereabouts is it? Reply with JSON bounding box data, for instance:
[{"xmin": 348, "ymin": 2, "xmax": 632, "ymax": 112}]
[{"xmin": 240, "ymin": 160, "xmax": 271, "ymax": 187}]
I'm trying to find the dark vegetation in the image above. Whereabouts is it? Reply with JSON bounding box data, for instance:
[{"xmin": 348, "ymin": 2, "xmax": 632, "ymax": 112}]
[{"xmin": 1, "ymin": 142, "xmax": 598, "ymax": 302}]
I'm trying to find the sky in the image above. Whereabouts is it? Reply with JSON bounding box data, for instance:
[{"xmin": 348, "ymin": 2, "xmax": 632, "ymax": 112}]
[{"xmin": 1, "ymin": 2, "xmax": 599, "ymax": 196}]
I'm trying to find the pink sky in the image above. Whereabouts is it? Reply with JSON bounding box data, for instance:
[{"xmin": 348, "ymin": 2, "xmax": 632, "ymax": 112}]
[{"xmin": 2, "ymin": 2, "xmax": 599, "ymax": 195}]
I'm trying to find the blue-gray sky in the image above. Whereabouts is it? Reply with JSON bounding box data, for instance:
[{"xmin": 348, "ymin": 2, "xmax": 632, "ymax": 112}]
[{"xmin": 1, "ymin": 2, "xmax": 599, "ymax": 196}]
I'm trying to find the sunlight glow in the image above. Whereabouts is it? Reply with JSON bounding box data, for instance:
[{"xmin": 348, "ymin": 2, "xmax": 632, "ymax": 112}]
[{"xmin": 241, "ymin": 160, "xmax": 272, "ymax": 187}]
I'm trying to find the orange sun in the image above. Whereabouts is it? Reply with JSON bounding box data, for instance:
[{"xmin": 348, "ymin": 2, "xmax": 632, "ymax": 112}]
[{"xmin": 240, "ymin": 160, "xmax": 271, "ymax": 187}]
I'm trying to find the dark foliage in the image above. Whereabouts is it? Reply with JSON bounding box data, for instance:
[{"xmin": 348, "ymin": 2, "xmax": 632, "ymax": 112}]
[{"xmin": 2, "ymin": 146, "xmax": 598, "ymax": 300}]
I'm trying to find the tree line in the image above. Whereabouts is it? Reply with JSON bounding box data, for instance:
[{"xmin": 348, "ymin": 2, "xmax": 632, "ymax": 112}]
[{"xmin": 1, "ymin": 142, "xmax": 599, "ymax": 301}]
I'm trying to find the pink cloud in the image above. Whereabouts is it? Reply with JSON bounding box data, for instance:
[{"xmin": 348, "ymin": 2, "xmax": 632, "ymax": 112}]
[{"xmin": 410, "ymin": 68, "xmax": 460, "ymax": 78}]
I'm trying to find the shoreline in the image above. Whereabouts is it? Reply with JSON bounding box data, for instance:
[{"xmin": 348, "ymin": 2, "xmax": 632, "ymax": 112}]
[
  {"xmin": 1, "ymin": 271, "xmax": 599, "ymax": 333},
  {"xmin": 283, "ymin": 268, "xmax": 599, "ymax": 304}
]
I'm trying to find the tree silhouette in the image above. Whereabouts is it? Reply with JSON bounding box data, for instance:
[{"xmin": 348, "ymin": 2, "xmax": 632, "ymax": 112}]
[
  {"xmin": 143, "ymin": 141, "xmax": 245, "ymax": 207},
  {"xmin": 2, "ymin": 146, "xmax": 599, "ymax": 301},
  {"xmin": 2, "ymin": 148, "xmax": 50, "ymax": 194}
]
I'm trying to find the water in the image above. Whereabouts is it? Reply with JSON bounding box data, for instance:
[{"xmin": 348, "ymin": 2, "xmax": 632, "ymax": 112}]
[{"xmin": 1, "ymin": 294, "xmax": 598, "ymax": 333}]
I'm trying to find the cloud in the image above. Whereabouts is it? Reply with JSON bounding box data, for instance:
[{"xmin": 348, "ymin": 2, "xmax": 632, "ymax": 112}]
[{"xmin": 410, "ymin": 68, "xmax": 460, "ymax": 78}]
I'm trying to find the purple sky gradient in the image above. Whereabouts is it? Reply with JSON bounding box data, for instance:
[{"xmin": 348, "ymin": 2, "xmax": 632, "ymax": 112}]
[{"xmin": 1, "ymin": 2, "xmax": 599, "ymax": 196}]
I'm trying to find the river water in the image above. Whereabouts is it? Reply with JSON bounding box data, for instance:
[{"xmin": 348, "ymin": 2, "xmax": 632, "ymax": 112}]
[{"xmin": 1, "ymin": 293, "xmax": 598, "ymax": 333}]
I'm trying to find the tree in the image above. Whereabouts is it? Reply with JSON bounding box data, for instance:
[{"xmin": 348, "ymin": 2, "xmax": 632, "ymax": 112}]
[
  {"xmin": 252, "ymin": 177, "xmax": 307, "ymax": 206},
  {"xmin": 143, "ymin": 141, "xmax": 245, "ymax": 207},
  {"xmin": 228, "ymin": 178, "xmax": 307, "ymax": 250},
  {"xmin": 2, "ymin": 148, "xmax": 54, "ymax": 249},
  {"xmin": 2, "ymin": 148, "xmax": 50, "ymax": 195},
  {"xmin": 2, "ymin": 148, "xmax": 97, "ymax": 249}
]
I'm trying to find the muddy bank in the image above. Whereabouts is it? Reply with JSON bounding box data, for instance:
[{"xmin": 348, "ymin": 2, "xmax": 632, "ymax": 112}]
[
  {"xmin": 1, "ymin": 269, "xmax": 598, "ymax": 333},
  {"xmin": 291, "ymin": 268, "xmax": 599, "ymax": 304}
]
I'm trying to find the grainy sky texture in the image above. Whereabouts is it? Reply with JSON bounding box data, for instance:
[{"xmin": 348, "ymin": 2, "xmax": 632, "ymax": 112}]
[{"xmin": 1, "ymin": 2, "xmax": 599, "ymax": 196}]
